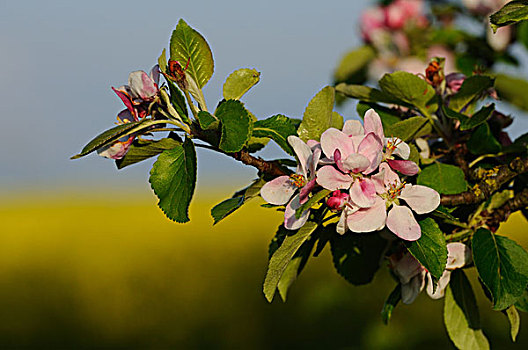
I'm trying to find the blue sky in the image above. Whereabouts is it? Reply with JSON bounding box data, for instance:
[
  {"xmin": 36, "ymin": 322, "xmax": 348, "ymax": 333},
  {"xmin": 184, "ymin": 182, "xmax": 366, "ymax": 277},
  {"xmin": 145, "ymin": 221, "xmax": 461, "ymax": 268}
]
[{"xmin": 1, "ymin": 0, "xmax": 527, "ymax": 194}]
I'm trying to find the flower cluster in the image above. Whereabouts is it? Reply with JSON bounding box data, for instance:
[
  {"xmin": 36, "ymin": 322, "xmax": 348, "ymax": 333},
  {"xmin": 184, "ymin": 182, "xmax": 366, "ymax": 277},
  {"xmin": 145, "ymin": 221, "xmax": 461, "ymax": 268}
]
[
  {"xmin": 389, "ymin": 242, "xmax": 471, "ymax": 304},
  {"xmin": 97, "ymin": 66, "xmax": 160, "ymax": 159},
  {"xmin": 260, "ymin": 109, "xmax": 440, "ymax": 241}
]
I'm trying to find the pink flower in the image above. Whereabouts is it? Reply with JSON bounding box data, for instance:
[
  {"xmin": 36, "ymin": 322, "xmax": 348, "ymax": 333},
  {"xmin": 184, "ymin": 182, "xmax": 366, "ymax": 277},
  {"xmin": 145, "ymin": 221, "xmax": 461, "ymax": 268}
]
[
  {"xmin": 445, "ymin": 73, "xmax": 466, "ymax": 94},
  {"xmin": 112, "ymin": 65, "xmax": 160, "ymax": 121},
  {"xmin": 260, "ymin": 136, "xmax": 321, "ymax": 230},
  {"xmin": 316, "ymin": 121, "xmax": 383, "ymax": 208},
  {"xmin": 390, "ymin": 243, "xmax": 471, "ymax": 304},
  {"xmin": 385, "ymin": 0, "xmax": 427, "ymax": 30},
  {"xmin": 360, "ymin": 6, "xmax": 386, "ymax": 42},
  {"xmin": 365, "ymin": 163, "xmax": 440, "ymax": 240},
  {"xmin": 363, "ymin": 109, "xmax": 420, "ymax": 176}
]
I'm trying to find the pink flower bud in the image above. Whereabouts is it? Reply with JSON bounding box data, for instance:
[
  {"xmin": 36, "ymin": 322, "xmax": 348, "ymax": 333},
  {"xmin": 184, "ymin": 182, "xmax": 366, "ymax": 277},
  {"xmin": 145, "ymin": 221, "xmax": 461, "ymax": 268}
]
[
  {"xmin": 445, "ymin": 73, "xmax": 466, "ymax": 94},
  {"xmin": 326, "ymin": 190, "xmax": 350, "ymax": 211}
]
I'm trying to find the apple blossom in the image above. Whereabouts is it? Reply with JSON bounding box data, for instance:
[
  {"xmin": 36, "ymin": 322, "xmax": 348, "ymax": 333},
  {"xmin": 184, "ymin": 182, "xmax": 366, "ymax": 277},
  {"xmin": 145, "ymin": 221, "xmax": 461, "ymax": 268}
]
[
  {"xmin": 260, "ymin": 136, "xmax": 321, "ymax": 230},
  {"xmin": 348, "ymin": 162, "xmax": 440, "ymax": 240},
  {"xmin": 390, "ymin": 242, "xmax": 471, "ymax": 304}
]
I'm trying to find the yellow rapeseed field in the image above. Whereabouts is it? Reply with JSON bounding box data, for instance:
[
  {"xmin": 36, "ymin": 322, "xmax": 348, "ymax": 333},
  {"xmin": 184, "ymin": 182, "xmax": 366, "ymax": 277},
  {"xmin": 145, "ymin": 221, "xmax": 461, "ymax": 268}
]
[{"xmin": 0, "ymin": 189, "xmax": 526, "ymax": 349}]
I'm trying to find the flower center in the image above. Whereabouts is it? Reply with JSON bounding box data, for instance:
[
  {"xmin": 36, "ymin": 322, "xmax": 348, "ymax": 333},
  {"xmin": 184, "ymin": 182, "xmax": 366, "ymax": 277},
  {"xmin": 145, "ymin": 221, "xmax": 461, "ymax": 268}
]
[
  {"xmin": 387, "ymin": 181, "xmax": 405, "ymax": 200},
  {"xmin": 289, "ymin": 174, "xmax": 307, "ymax": 188}
]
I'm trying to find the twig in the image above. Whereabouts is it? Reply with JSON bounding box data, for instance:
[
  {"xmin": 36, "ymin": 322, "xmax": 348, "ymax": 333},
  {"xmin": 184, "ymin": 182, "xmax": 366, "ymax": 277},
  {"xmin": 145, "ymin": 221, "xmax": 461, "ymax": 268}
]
[
  {"xmin": 230, "ymin": 150, "xmax": 290, "ymax": 177},
  {"xmin": 440, "ymin": 157, "xmax": 528, "ymax": 206},
  {"xmin": 482, "ymin": 188, "xmax": 528, "ymax": 231}
]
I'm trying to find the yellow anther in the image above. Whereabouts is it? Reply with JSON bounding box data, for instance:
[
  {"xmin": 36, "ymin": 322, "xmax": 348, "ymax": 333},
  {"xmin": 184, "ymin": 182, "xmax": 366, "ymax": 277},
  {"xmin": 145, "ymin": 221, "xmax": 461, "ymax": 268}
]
[{"xmin": 289, "ymin": 174, "xmax": 307, "ymax": 188}]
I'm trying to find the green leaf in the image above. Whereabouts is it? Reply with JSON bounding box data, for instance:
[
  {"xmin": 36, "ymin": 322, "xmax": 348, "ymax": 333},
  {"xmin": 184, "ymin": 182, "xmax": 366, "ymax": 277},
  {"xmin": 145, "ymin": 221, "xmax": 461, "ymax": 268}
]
[
  {"xmin": 381, "ymin": 284, "xmax": 401, "ymax": 325},
  {"xmin": 197, "ymin": 111, "xmax": 218, "ymax": 130},
  {"xmin": 167, "ymin": 79, "xmax": 189, "ymax": 123},
  {"xmin": 149, "ymin": 138, "xmax": 197, "ymax": 223},
  {"xmin": 406, "ymin": 218, "xmax": 447, "ymax": 281},
  {"xmin": 385, "ymin": 116, "xmax": 432, "ymax": 142},
  {"xmin": 158, "ymin": 48, "xmax": 167, "ymax": 74},
  {"xmin": 460, "ymin": 104, "xmax": 495, "ymax": 131},
  {"xmin": 379, "ymin": 71, "xmax": 438, "ymax": 116},
  {"xmin": 467, "ymin": 123, "xmax": 502, "ymax": 155},
  {"xmin": 297, "ymin": 86, "xmax": 336, "ymax": 142},
  {"xmin": 515, "ymin": 289, "xmax": 528, "ymax": 312},
  {"xmin": 170, "ymin": 19, "xmax": 214, "ymax": 88},
  {"xmin": 277, "ymin": 236, "xmax": 316, "ymax": 302},
  {"xmin": 490, "ymin": 0, "xmax": 528, "ymax": 32},
  {"xmin": 71, "ymin": 119, "xmax": 166, "ymax": 159},
  {"xmin": 495, "ymin": 73, "xmax": 528, "ymax": 111},
  {"xmin": 335, "ymin": 83, "xmax": 403, "ymax": 105},
  {"xmin": 263, "ymin": 221, "xmax": 318, "ymax": 302},
  {"xmin": 417, "ymin": 163, "xmax": 468, "ymax": 194},
  {"xmin": 215, "ymin": 99, "xmax": 252, "ymax": 153},
  {"xmin": 330, "ymin": 231, "xmax": 387, "ymax": 285},
  {"xmin": 505, "ymin": 306, "xmax": 520, "ymax": 342},
  {"xmin": 518, "ymin": 20, "xmax": 528, "ymax": 50},
  {"xmin": 443, "ymin": 104, "xmax": 495, "ymax": 131},
  {"xmin": 357, "ymin": 102, "xmax": 402, "ymax": 128},
  {"xmin": 448, "ymin": 75, "xmax": 495, "ymax": 113},
  {"xmin": 331, "ymin": 111, "xmax": 344, "ymax": 130},
  {"xmin": 253, "ymin": 114, "xmax": 298, "ymax": 155},
  {"xmin": 472, "ymin": 228, "xmax": 528, "ymax": 310},
  {"xmin": 408, "ymin": 143, "xmax": 420, "ymax": 165},
  {"xmin": 223, "ymin": 68, "xmax": 260, "ymax": 100},
  {"xmin": 444, "ymin": 269, "xmax": 490, "ymax": 350},
  {"xmin": 210, "ymin": 178, "xmax": 265, "ymax": 224},
  {"xmin": 333, "ymin": 45, "xmax": 375, "ymax": 83},
  {"xmin": 115, "ymin": 135, "xmax": 182, "ymax": 169},
  {"xmin": 295, "ymin": 189, "xmax": 331, "ymax": 219}
]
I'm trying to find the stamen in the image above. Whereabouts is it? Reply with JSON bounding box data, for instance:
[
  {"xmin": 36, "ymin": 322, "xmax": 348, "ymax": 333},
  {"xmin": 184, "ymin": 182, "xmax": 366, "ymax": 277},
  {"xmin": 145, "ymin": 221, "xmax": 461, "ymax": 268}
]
[{"xmin": 289, "ymin": 174, "xmax": 306, "ymax": 188}]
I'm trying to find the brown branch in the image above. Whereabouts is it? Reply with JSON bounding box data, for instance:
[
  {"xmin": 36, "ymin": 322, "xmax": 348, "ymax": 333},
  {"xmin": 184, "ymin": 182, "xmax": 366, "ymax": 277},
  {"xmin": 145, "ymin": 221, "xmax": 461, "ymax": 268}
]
[
  {"xmin": 453, "ymin": 143, "xmax": 470, "ymax": 179},
  {"xmin": 230, "ymin": 150, "xmax": 289, "ymax": 177},
  {"xmin": 440, "ymin": 157, "xmax": 528, "ymax": 206},
  {"xmin": 190, "ymin": 122, "xmax": 290, "ymax": 178},
  {"xmin": 483, "ymin": 188, "xmax": 528, "ymax": 232}
]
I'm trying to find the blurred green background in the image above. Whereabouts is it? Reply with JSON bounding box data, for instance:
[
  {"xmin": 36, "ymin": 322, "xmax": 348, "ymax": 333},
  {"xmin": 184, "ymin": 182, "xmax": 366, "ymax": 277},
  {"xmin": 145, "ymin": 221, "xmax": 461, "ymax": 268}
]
[{"xmin": 1, "ymin": 188, "xmax": 526, "ymax": 349}]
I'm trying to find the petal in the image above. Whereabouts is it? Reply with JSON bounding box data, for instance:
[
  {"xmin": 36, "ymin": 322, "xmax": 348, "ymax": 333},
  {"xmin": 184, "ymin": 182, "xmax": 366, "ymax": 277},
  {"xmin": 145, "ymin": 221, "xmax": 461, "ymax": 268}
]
[
  {"xmin": 320, "ymin": 128, "xmax": 355, "ymax": 160},
  {"xmin": 426, "ymin": 270, "xmax": 451, "ymax": 300},
  {"xmin": 387, "ymin": 159, "xmax": 420, "ymax": 176},
  {"xmin": 336, "ymin": 210, "xmax": 347, "ymax": 235},
  {"xmin": 284, "ymin": 194, "xmax": 309, "ymax": 230},
  {"xmin": 342, "ymin": 153, "xmax": 370, "ymax": 173},
  {"xmin": 342, "ymin": 120, "xmax": 364, "ymax": 136},
  {"xmin": 150, "ymin": 65, "xmax": 160, "ymax": 85},
  {"xmin": 128, "ymin": 70, "xmax": 158, "ymax": 100},
  {"xmin": 446, "ymin": 243, "xmax": 471, "ymax": 270},
  {"xmin": 316, "ymin": 166, "xmax": 353, "ymax": 191},
  {"xmin": 112, "ymin": 87, "xmax": 136, "ymax": 118},
  {"xmin": 260, "ymin": 176, "xmax": 296, "ymax": 205},
  {"xmin": 299, "ymin": 178, "xmax": 317, "ymax": 203},
  {"xmin": 391, "ymin": 253, "xmax": 424, "ymax": 284},
  {"xmin": 399, "ymin": 184, "xmax": 440, "ymax": 214},
  {"xmin": 377, "ymin": 162, "xmax": 401, "ymax": 187},
  {"xmin": 308, "ymin": 147, "xmax": 321, "ymax": 179},
  {"xmin": 357, "ymin": 132, "xmax": 383, "ymax": 174},
  {"xmin": 346, "ymin": 197, "xmax": 387, "ymax": 232},
  {"xmin": 117, "ymin": 109, "xmax": 135, "ymax": 124},
  {"xmin": 385, "ymin": 137, "xmax": 410, "ymax": 159},
  {"xmin": 415, "ymin": 138, "xmax": 430, "ymax": 159},
  {"xmin": 386, "ymin": 205, "xmax": 421, "ymax": 241},
  {"xmin": 306, "ymin": 139, "xmax": 320, "ymax": 149},
  {"xmin": 97, "ymin": 135, "xmax": 134, "ymax": 159},
  {"xmin": 363, "ymin": 109, "xmax": 384, "ymax": 140},
  {"xmin": 288, "ymin": 136, "xmax": 312, "ymax": 178},
  {"xmin": 402, "ymin": 271, "xmax": 426, "ymax": 304},
  {"xmin": 350, "ymin": 178, "xmax": 376, "ymax": 208}
]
